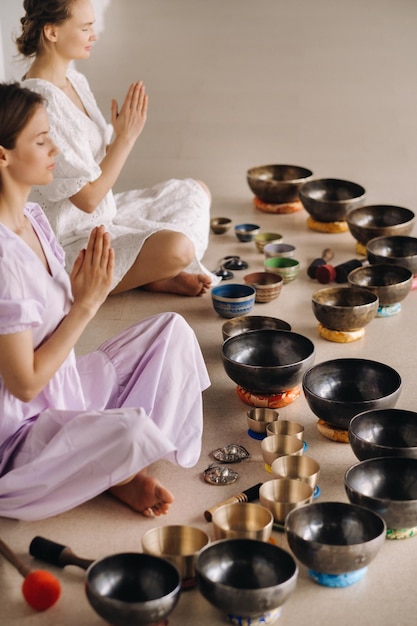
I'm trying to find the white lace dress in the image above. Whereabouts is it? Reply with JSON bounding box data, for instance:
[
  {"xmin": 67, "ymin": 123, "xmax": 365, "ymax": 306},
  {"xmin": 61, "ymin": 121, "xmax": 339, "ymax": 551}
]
[{"xmin": 22, "ymin": 69, "xmax": 218, "ymax": 288}]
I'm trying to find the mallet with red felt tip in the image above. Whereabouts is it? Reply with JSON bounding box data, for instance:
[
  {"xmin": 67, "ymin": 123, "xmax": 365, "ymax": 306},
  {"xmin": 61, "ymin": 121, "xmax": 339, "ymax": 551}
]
[{"xmin": 0, "ymin": 538, "xmax": 61, "ymax": 611}]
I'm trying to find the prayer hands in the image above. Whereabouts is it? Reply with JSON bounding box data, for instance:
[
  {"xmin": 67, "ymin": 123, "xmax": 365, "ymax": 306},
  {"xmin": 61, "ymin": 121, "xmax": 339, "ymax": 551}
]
[
  {"xmin": 111, "ymin": 81, "xmax": 148, "ymax": 145},
  {"xmin": 70, "ymin": 226, "xmax": 115, "ymax": 314}
]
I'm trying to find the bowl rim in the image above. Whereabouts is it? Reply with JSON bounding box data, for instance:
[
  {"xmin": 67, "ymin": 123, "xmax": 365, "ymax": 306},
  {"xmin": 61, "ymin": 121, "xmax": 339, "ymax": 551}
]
[
  {"xmin": 299, "ymin": 177, "xmax": 366, "ymax": 201},
  {"xmin": 366, "ymin": 234, "xmax": 417, "ymax": 256},
  {"xmin": 347, "ymin": 263, "xmax": 413, "ymax": 285},
  {"xmin": 346, "ymin": 204, "xmax": 415, "ymax": 227},
  {"xmin": 344, "ymin": 457, "xmax": 417, "ymax": 504},
  {"xmin": 212, "ymin": 283, "xmax": 256, "ymax": 302},
  {"xmin": 312, "ymin": 285, "xmax": 379, "ymax": 307},
  {"xmin": 247, "ymin": 164, "xmax": 314, "ymax": 184},
  {"xmin": 349, "ymin": 408, "xmax": 417, "ymax": 451}
]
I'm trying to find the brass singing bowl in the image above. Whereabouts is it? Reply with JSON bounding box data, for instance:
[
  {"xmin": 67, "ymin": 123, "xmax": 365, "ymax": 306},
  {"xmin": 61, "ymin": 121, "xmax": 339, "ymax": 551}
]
[
  {"xmin": 141, "ymin": 525, "xmax": 210, "ymax": 584},
  {"xmin": 212, "ymin": 502, "xmax": 273, "ymax": 541},
  {"xmin": 366, "ymin": 235, "xmax": 417, "ymax": 274},
  {"xmin": 285, "ymin": 501, "xmax": 386, "ymax": 575},
  {"xmin": 266, "ymin": 419, "xmax": 304, "ymax": 439},
  {"xmin": 246, "ymin": 407, "xmax": 279, "ymax": 434},
  {"xmin": 311, "ymin": 286, "xmax": 379, "ymax": 331},
  {"xmin": 222, "ymin": 315, "xmax": 291, "ymax": 341},
  {"xmin": 261, "ymin": 434, "xmax": 304, "ymax": 467},
  {"xmin": 271, "ymin": 455, "xmax": 320, "ymax": 489},
  {"xmin": 260, "ymin": 478, "xmax": 314, "ymax": 523}
]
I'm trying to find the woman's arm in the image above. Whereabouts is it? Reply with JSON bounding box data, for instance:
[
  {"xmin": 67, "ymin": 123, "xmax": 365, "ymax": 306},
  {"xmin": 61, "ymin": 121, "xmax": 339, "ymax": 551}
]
[
  {"xmin": 69, "ymin": 81, "xmax": 148, "ymax": 213},
  {"xmin": 0, "ymin": 227, "xmax": 114, "ymax": 402}
]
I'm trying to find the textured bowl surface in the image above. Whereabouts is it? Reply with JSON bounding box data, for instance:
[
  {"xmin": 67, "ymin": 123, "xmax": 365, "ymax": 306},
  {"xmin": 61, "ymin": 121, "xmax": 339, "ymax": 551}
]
[
  {"xmin": 259, "ymin": 478, "xmax": 314, "ymax": 522},
  {"xmin": 212, "ymin": 283, "xmax": 256, "ymax": 319},
  {"xmin": 212, "ymin": 502, "xmax": 274, "ymax": 541},
  {"xmin": 243, "ymin": 271, "xmax": 283, "ymax": 303},
  {"xmin": 85, "ymin": 553, "xmax": 181, "ymax": 626},
  {"xmin": 347, "ymin": 264, "xmax": 413, "ymax": 307},
  {"xmin": 264, "ymin": 257, "xmax": 300, "ymax": 283},
  {"xmin": 312, "ymin": 286, "xmax": 379, "ymax": 331},
  {"xmin": 349, "ymin": 408, "xmax": 417, "ymax": 460},
  {"xmin": 346, "ymin": 205, "xmax": 415, "ymax": 245},
  {"xmin": 222, "ymin": 315, "xmax": 291, "ymax": 341},
  {"xmin": 285, "ymin": 501, "xmax": 386, "ymax": 575},
  {"xmin": 302, "ymin": 358, "xmax": 402, "ymax": 429},
  {"xmin": 299, "ymin": 178, "xmax": 366, "ymax": 222},
  {"xmin": 222, "ymin": 329, "xmax": 315, "ymax": 394},
  {"xmin": 247, "ymin": 164, "xmax": 313, "ymax": 204},
  {"xmin": 264, "ymin": 243, "xmax": 296, "ymax": 259},
  {"xmin": 366, "ymin": 235, "xmax": 417, "ymax": 274},
  {"xmin": 344, "ymin": 457, "xmax": 417, "ymax": 530},
  {"xmin": 196, "ymin": 538, "xmax": 298, "ymax": 617}
]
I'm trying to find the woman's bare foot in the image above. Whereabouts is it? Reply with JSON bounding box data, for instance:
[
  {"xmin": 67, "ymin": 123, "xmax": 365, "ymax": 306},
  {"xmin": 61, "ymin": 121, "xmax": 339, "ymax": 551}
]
[
  {"xmin": 109, "ymin": 473, "xmax": 174, "ymax": 516},
  {"xmin": 143, "ymin": 271, "xmax": 212, "ymax": 296}
]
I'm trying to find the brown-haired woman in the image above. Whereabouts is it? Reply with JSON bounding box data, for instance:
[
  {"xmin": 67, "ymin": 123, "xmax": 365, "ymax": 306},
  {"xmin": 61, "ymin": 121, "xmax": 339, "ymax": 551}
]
[
  {"xmin": 16, "ymin": 0, "xmax": 217, "ymax": 296},
  {"xmin": 0, "ymin": 82, "xmax": 210, "ymax": 520}
]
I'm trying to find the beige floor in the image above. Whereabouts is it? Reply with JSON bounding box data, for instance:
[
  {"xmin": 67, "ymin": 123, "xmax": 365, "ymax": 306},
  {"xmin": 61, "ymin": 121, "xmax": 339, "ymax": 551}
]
[{"xmin": 2, "ymin": 1, "xmax": 417, "ymax": 624}]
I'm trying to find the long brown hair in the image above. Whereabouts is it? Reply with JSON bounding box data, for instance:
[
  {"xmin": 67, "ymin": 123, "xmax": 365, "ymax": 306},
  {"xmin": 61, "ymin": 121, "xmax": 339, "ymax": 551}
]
[{"xmin": 15, "ymin": 0, "xmax": 75, "ymax": 57}]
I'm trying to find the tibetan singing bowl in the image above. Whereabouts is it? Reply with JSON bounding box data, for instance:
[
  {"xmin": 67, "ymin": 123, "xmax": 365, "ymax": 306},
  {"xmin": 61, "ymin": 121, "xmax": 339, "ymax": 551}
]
[
  {"xmin": 346, "ymin": 204, "xmax": 415, "ymax": 245},
  {"xmin": 211, "ymin": 502, "xmax": 274, "ymax": 541},
  {"xmin": 349, "ymin": 408, "xmax": 417, "ymax": 461},
  {"xmin": 85, "ymin": 553, "xmax": 181, "ymax": 626},
  {"xmin": 259, "ymin": 478, "xmax": 314, "ymax": 523},
  {"xmin": 366, "ymin": 235, "xmax": 417, "ymax": 275},
  {"xmin": 299, "ymin": 178, "xmax": 366, "ymax": 223},
  {"xmin": 311, "ymin": 286, "xmax": 379, "ymax": 331},
  {"xmin": 302, "ymin": 358, "xmax": 402, "ymax": 430},
  {"xmin": 221, "ymin": 329, "xmax": 315, "ymax": 394},
  {"xmin": 247, "ymin": 164, "xmax": 313, "ymax": 204},
  {"xmin": 348, "ymin": 264, "xmax": 413, "ymax": 307},
  {"xmin": 196, "ymin": 538, "xmax": 298, "ymax": 620},
  {"xmin": 285, "ymin": 501, "xmax": 386, "ymax": 576},
  {"xmin": 344, "ymin": 457, "xmax": 417, "ymax": 531},
  {"xmin": 221, "ymin": 315, "xmax": 291, "ymax": 341}
]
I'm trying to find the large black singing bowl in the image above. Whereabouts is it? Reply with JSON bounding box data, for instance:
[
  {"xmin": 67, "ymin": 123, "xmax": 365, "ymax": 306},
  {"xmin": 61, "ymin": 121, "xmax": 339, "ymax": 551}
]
[
  {"xmin": 221, "ymin": 329, "xmax": 315, "ymax": 394},
  {"xmin": 299, "ymin": 178, "xmax": 366, "ymax": 223},
  {"xmin": 349, "ymin": 408, "xmax": 417, "ymax": 461},
  {"xmin": 366, "ymin": 235, "xmax": 417, "ymax": 274},
  {"xmin": 195, "ymin": 539, "xmax": 298, "ymax": 620},
  {"xmin": 302, "ymin": 358, "xmax": 402, "ymax": 430},
  {"xmin": 344, "ymin": 457, "xmax": 417, "ymax": 531}
]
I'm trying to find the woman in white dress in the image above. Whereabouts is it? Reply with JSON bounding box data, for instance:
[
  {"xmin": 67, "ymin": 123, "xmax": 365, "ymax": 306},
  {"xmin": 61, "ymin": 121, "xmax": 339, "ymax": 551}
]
[
  {"xmin": 16, "ymin": 0, "xmax": 217, "ymax": 296},
  {"xmin": 0, "ymin": 82, "xmax": 210, "ymax": 521}
]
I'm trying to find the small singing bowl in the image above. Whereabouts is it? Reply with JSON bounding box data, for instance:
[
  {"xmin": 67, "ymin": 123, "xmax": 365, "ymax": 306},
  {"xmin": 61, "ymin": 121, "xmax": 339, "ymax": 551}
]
[
  {"xmin": 264, "ymin": 242, "xmax": 296, "ymax": 259},
  {"xmin": 349, "ymin": 408, "xmax": 417, "ymax": 461},
  {"xmin": 299, "ymin": 178, "xmax": 366, "ymax": 223},
  {"xmin": 312, "ymin": 286, "xmax": 379, "ymax": 331},
  {"xmin": 261, "ymin": 434, "xmax": 304, "ymax": 467},
  {"xmin": 366, "ymin": 235, "xmax": 417, "ymax": 275},
  {"xmin": 221, "ymin": 315, "xmax": 291, "ymax": 341},
  {"xmin": 346, "ymin": 205, "xmax": 415, "ymax": 246},
  {"xmin": 264, "ymin": 257, "xmax": 300, "ymax": 283},
  {"xmin": 271, "ymin": 455, "xmax": 320, "ymax": 489},
  {"xmin": 247, "ymin": 407, "xmax": 279, "ymax": 434},
  {"xmin": 211, "ymin": 283, "xmax": 256, "ymax": 319},
  {"xmin": 243, "ymin": 271, "xmax": 283, "ymax": 303},
  {"xmin": 302, "ymin": 358, "xmax": 402, "ymax": 430},
  {"xmin": 254, "ymin": 232, "xmax": 283, "ymax": 253},
  {"xmin": 85, "ymin": 553, "xmax": 181, "ymax": 626},
  {"xmin": 247, "ymin": 164, "xmax": 313, "ymax": 204},
  {"xmin": 259, "ymin": 478, "xmax": 314, "ymax": 523},
  {"xmin": 234, "ymin": 223, "xmax": 261, "ymax": 242},
  {"xmin": 141, "ymin": 525, "xmax": 210, "ymax": 586},
  {"xmin": 221, "ymin": 329, "xmax": 315, "ymax": 395},
  {"xmin": 196, "ymin": 538, "xmax": 298, "ymax": 622},
  {"xmin": 210, "ymin": 217, "xmax": 232, "ymax": 234},
  {"xmin": 344, "ymin": 457, "xmax": 417, "ymax": 532},
  {"xmin": 212, "ymin": 502, "xmax": 274, "ymax": 541},
  {"xmin": 348, "ymin": 264, "xmax": 413, "ymax": 307},
  {"xmin": 266, "ymin": 419, "xmax": 304, "ymax": 440},
  {"xmin": 285, "ymin": 502, "xmax": 386, "ymax": 586}
]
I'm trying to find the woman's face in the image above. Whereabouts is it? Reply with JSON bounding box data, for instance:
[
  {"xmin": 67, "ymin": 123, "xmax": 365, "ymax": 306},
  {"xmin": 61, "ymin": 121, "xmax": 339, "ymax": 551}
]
[
  {"xmin": 51, "ymin": 0, "xmax": 97, "ymax": 61},
  {"xmin": 5, "ymin": 105, "xmax": 58, "ymax": 188}
]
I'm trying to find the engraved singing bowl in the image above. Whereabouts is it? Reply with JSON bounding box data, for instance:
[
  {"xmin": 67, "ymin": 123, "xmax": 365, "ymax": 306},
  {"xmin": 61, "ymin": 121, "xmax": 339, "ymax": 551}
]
[
  {"xmin": 311, "ymin": 286, "xmax": 379, "ymax": 331},
  {"xmin": 299, "ymin": 178, "xmax": 366, "ymax": 222},
  {"xmin": 349, "ymin": 408, "xmax": 417, "ymax": 461},
  {"xmin": 221, "ymin": 329, "xmax": 315, "ymax": 394},
  {"xmin": 302, "ymin": 358, "xmax": 402, "ymax": 430},
  {"xmin": 247, "ymin": 164, "xmax": 313, "ymax": 204},
  {"xmin": 347, "ymin": 264, "xmax": 413, "ymax": 307}
]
